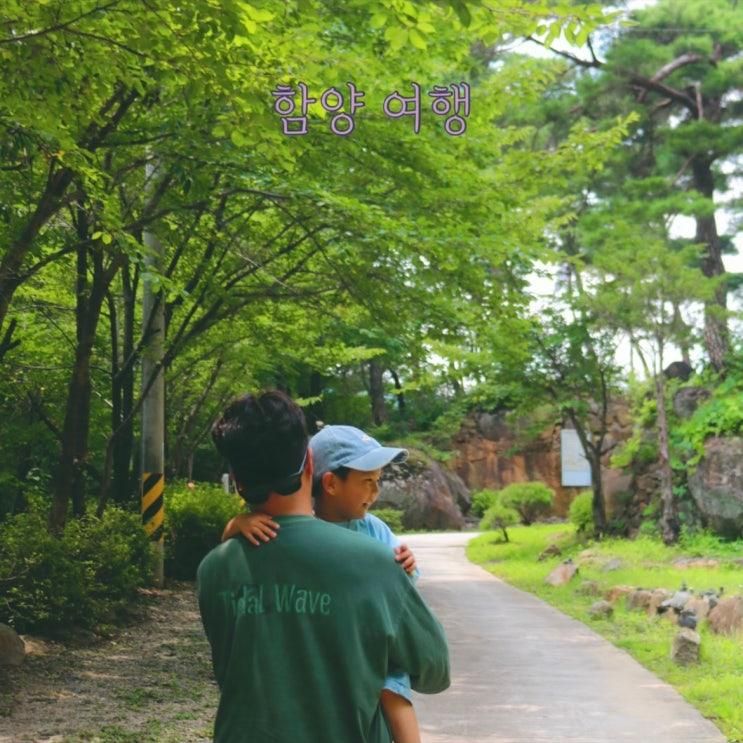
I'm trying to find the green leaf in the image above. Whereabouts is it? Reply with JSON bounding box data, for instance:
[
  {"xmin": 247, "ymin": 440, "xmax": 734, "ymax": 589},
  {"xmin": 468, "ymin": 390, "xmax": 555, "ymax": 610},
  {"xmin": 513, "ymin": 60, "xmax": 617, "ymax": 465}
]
[
  {"xmin": 384, "ymin": 26, "xmax": 408, "ymax": 50},
  {"xmin": 409, "ymin": 29, "xmax": 427, "ymax": 50}
]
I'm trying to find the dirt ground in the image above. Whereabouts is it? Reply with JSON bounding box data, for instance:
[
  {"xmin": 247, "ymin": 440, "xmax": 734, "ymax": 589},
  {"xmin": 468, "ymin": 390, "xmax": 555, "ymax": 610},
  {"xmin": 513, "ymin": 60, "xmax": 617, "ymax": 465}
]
[{"xmin": 0, "ymin": 584, "xmax": 218, "ymax": 743}]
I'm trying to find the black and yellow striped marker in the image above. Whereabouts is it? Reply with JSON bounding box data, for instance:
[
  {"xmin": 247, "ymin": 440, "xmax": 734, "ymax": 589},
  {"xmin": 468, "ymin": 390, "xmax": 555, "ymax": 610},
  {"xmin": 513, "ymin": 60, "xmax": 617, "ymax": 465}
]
[{"xmin": 141, "ymin": 472, "xmax": 164, "ymax": 541}]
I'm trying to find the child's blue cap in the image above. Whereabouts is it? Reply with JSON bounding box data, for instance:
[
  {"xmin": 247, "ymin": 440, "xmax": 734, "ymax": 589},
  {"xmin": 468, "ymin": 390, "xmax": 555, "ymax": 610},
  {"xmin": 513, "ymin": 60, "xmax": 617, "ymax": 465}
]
[{"xmin": 310, "ymin": 425, "xmax": 408, "ymax": 475}]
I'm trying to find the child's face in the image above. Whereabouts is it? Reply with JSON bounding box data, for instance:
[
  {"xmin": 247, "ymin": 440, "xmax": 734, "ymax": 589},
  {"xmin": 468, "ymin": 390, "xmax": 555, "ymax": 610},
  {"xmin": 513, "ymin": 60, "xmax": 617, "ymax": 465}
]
[{"xmin": 324, "ymin": 467, "xmax": 382, "ymax": 521}]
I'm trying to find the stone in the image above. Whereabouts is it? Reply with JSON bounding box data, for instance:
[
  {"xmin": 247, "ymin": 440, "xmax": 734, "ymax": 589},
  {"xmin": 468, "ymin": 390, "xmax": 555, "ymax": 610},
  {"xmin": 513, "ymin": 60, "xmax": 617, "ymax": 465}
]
[
  {"xmin": 0, "ymin": 623, "xmax": 25, "ymax": 666},
  {"xmin": 671, "ymin": 628, "xmax": 701, "ymax": 665},
  {"xmin": 588, "ymin": 600, "xmax": 614, "ymax": 620},
  {"xmin": 626, "ymin": 589, "xmax": 654, "ymax": 611},
  {"xmin": 672, "ymin": 387, "xmax": 710, "ymax": 418},
  {"xmin": 545, "ymin": 560, "xmax": 578, "ymax": 586},
  {"xmin": 601, "ymin": 558, "xmax": 623, "ymax": 572},
  {"xmin": 673, "ymin": 557, "xmax": 720, "ymax": 569},
  {"xmin": 577, "ymin": 580, "xmax": 601, "ymax": 596},
  {"xmin": 537, "ymin": 544, "xmax": 562, "ymax": 562},
  {"xmin": 684, "ymin": 596, "xmax": 712, "ymax": 622},
  {"xmin": 708, "ymin": 597, "xmax": 743, "ymax": 636},
  {"xmin": 647, "ymin": 589, "xmax": 673, "ymax": 616},
  {"xmin": 442, "ymin": 469, "xmax": 471, "ymax": 516},
  {"xmin": 659, "ymin": 589, "xmax": 692, "ymax": 615},
  {"xmin": 604, "ymin": 585, "xmax": 634, "ymax": 604},
  {"xmin": 677, "ymin": 610, "xmax": 698, "ymax": 630},
  {"xmin": 378, "ymin": 449, "xmax": 466, "ymax": 530},
  {"xmin": 578, "ymin": 549, "xmax": 598, "ymax": 564},
  {"xmin": 19, "ymin": 636, "xmax": 54, "ymax": 657},
  {"xmin": 664, "ymin": 361, "xmax": 693, "ymax": 382},
  {"xmin": 688, "ymin": 437, "xmax": 743, "ymax": 538}
]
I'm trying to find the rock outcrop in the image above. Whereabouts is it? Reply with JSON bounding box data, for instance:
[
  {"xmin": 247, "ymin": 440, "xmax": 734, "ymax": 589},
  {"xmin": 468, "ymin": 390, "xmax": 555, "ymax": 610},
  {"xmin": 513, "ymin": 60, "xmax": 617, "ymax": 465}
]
[
  {"xmin": 688, "ymin": 437, "xmax": 743, "ymax": 537},
  {"xmin": 450, "ymin": 407, "xmax": 633, "ymax": 517},
  {"xmin": 378, "ymin": 449, "xmax": 466, "ymax": 530}
]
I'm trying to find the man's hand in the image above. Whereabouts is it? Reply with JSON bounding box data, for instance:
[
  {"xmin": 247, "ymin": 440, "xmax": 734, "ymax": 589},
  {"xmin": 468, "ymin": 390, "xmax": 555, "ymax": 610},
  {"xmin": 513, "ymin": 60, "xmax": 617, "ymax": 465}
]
[
  {"xmin": 394, "ymin": 544, "xmax": 417, "ymax": 576},
  {"xmin": 222, "ymin": 513, "xmax": 280, "ymax": 546}
]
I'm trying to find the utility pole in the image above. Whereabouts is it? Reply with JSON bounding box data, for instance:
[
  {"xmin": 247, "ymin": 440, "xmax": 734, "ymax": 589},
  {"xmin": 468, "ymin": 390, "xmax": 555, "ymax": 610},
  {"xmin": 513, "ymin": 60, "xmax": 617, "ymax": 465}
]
[{"xmin": 141, "ymin": 157, "xmax": 165, "ymax": 587}]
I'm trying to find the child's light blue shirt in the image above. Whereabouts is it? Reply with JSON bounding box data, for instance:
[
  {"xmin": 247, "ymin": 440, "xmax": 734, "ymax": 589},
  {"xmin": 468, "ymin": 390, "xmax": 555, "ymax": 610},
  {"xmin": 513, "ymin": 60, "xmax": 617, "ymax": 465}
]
[{"xmin": 334, "ymin": 512, "xmax": 417, "ymax": 702}]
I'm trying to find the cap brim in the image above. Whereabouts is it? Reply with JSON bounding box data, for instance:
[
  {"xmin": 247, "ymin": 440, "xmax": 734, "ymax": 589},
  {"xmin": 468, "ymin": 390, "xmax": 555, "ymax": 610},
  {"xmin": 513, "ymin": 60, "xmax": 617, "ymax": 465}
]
[{"xmin": 346, "ymin": 447, "xmax": 408, "ymax": 472}]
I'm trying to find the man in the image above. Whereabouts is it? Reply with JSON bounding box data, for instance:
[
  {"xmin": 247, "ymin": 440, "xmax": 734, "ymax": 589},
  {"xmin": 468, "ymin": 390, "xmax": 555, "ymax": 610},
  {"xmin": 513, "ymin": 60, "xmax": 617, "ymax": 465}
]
[{"xmin": 198, "ymin": 390, "xmax": 450, "ymax": 743}]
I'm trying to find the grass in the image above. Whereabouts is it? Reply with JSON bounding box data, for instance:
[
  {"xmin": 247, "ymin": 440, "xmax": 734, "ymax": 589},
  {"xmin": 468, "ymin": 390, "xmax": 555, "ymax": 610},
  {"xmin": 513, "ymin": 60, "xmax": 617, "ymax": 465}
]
[{"xmin": 467, "ymin": 524, "xmax": 743, "ymax": 743}]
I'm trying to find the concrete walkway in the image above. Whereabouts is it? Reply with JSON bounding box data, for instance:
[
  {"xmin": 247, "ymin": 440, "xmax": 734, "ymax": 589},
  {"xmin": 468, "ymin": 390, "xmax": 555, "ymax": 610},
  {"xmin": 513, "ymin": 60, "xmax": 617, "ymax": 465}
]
[{"xmin": 406, "ymin": 532, "xmax": 727, "ymax": 743}]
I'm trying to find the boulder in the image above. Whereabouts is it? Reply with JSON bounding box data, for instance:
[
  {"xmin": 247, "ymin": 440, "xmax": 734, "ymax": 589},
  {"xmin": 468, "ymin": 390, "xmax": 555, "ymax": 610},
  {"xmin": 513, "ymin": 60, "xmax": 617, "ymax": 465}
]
[
  {"xmin": 673, "ymin": 387, "xmax": 710, "ymax": 419},
  {"xmin": 664, "ymin": 361, "xmax": 693, "ymax": 382},
  {"xmin": 684, "ymin": 596, "xmax": 713, "ymax": 622},
  {"xmin": 688, "ymin": 437, "xmax": 743, "ymax": 537},
  {"xmin": 671, "ymin": 628, "xmax": 700, "ymax": 666},
  {"xmin": 577, "ymin": 580, "xmax": 601, "ymax": 597},
  {"xmin": 660, "ymin": 588, "xmax": 692, "ymax": 614},
  {"xmin": 378, "ymin": 450, "xmax": 466, "ymax": 530},
  {"xmin": 708, "ymin": 596, "xmax": 743, "ymax": 636},
  {"xmin": 601, "ymin": 558, "xmax": 623, "ymax": 573},
  {"xmin": 647, "ymin": 589, "xmax": 673, "ymax": 616},
  {"xmin": 604, "ymin": 585, "xmax": 634, "ymax": 604},
  {"xmin": 442, "ymin": 468, "xmax": 471, "ymax": 516},
  {"xmin": 588, "ymin": 600, "xmax": 614, "ymax": 620},
  {"xmin": 537, "ymin": 544, "xmax": 562, "ymax": 562},
  {"xmin": 626, "ymin": 589, "xmax": 654, "ymax": 611},
  {"xmin": 0, "ymin": 623, "xmax": 25, "ymax": 666},
  {"xmin": 673, "ymin": 557, "xmax": 720, "ymax": 569},
  {"xmin": 545, "ymin": 560, "xmax": 578, "ymax": 586}
]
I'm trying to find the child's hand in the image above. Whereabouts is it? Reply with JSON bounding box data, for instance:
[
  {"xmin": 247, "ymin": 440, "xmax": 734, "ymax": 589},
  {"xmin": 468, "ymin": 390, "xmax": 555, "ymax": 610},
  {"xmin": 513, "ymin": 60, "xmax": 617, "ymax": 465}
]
[
  {"xmin": 222, "ymin": 513, "xmax": 280, "ymax": 546},
  {"xmin": 394, "ymin": 544, "xmax": 417, "ymax": 575}
]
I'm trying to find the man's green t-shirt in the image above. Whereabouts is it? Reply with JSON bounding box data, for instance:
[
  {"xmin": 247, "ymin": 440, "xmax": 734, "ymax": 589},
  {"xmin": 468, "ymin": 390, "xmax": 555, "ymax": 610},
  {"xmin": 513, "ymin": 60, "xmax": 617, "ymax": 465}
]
[{"xmin": 197, "ymin": 515, "xmax": 450, "ymax": 743}]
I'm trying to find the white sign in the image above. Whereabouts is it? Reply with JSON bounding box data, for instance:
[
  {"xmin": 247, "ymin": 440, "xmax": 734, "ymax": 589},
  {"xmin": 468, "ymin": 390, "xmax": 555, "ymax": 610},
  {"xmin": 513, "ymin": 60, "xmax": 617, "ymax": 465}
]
[{"xmin": 561, "ymin": 429, "xmax": 591, "ymax": 487}]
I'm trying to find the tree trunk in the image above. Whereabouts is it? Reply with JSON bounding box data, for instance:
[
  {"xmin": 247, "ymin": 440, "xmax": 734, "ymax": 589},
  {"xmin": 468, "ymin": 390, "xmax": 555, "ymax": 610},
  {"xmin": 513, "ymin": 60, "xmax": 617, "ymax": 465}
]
[
  {"xmin": 569, "ymin": 414, "xmax": 607, "ymax": 538},
  {"xmin": 672, "ymin": 302, "xmax": 691, "ymax": 367},
  {"xmin": 589, "ymin": 457, "xmax": 607, "ymax": 537},
  {"xmin": 50, "ymin": 235, "xmax": 118, "ymax": 532},
  {"xmin": 655, "ymin": 369, "xmax": 679, "ymax": 544},
  {"xmin": 109, "ymin": 263, "xmax": 137, "ymax": 505},
  {"xmin": 389, "ymin": 369, "xmax": 406, "ymax": 413},
  {"xmin": 692, "ymin": 156, "xmax": 729, "ymax": 373},
  {"xmin": 368, "ymin": 359, "xmax": 388, "ymax": 426}
]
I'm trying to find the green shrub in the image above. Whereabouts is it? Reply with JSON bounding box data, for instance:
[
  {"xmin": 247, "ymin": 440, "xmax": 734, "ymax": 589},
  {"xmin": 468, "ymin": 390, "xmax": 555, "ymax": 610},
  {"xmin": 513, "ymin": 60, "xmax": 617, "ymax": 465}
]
[
  {"xmin": 569, "ymin": 490, "xmax": 594, "ymax": 536},
  {"xmin": 499, "ymin": 482, "xmax": 555, "ymax": 525},
  {"xmin": 471, "ymin": 489, "xmax": 499, "ymax": 518},
  {"xmin": 479, "ymin": 501, "xmax": 519, "ymax": 542},
  {"xmin": 371, "ymin": 508, "xmax": 405, "ymax": 534},
  {"xmin": 0, "ymin": 507, "xmax": 152, "ymax": 634},
  {"xmin": 164, "ymin": 481, "xmax": 245, "ymax": 580}
]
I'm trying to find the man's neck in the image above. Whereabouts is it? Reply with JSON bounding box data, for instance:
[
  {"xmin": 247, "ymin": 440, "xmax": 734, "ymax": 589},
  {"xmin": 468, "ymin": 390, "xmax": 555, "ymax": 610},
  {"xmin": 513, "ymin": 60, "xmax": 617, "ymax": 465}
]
[{"xmin": 257, "ymin": 488, "xmax": 314, "ymax": 517}]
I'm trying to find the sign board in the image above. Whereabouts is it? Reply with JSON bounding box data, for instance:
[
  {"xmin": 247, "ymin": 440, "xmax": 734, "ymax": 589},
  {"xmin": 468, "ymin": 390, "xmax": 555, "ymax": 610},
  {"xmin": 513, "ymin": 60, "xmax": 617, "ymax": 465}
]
[{"xmin": 561, "ymin": 429, "xmax": 592, "ymax": 487}]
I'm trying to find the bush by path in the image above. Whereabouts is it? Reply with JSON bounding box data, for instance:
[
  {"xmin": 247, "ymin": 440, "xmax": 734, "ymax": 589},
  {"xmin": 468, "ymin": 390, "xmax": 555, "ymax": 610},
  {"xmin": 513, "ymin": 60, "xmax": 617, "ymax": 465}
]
[
  {"xmin": 468, "ymin": 524, "xmax": 743, "ymax": 742},
  {"xmin": 164, "ymin": 481, "xmax": 245, "ymax": 580},
  {"xmin": 0, "ymin": 507, "xmax": 152, "ymax": 634}
]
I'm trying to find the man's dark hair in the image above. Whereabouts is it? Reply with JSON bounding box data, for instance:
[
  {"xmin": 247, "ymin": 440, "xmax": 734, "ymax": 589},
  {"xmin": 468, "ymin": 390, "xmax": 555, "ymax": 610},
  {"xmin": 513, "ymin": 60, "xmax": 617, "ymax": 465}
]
[
  {"xmin": 212, "ymin": 390, "xmax": 308, "ymax": 504},
  {"xmin": 311, "ymin": 465, "xmax": 350, "ymax": 500}
]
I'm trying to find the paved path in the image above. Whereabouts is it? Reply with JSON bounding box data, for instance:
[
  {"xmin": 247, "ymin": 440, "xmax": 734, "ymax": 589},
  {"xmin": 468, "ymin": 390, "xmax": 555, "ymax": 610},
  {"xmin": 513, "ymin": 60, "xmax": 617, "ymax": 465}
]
[{"xmin": 406, "ymin": 532, "xmax": 727, "ymax": 743}]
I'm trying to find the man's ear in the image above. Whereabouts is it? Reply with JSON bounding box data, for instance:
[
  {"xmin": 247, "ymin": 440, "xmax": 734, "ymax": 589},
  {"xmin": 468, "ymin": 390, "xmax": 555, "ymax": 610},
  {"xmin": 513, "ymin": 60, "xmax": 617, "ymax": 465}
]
[{"xmin": 321, "ymin": 470, "xmax": 336, "ymax": 496}]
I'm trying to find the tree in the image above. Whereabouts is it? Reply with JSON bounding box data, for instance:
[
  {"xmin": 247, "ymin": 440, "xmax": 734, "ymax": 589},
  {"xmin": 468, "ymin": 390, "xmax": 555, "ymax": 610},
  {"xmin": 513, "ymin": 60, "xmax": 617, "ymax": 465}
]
[
  {"xmin": 529, "ymin": 0, "xmax": 743, "ymax": 373},
  {"xmin": 584, "ymin": 204, "xmax": 718, "ymax": 544},
  {"xmin": 522, "ymin": 312, "xmax": 620, "ymax": 537}
]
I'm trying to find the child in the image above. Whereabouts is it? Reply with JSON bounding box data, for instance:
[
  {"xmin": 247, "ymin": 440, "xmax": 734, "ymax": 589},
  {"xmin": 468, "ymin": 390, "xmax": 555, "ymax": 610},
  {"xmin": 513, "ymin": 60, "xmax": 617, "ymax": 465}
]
[{"xmin": 222, "ymin": 424, "xmax": 422, "ymax": 743}]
